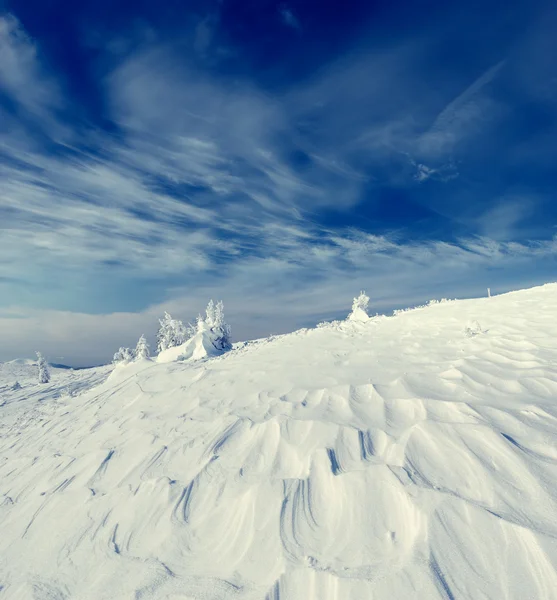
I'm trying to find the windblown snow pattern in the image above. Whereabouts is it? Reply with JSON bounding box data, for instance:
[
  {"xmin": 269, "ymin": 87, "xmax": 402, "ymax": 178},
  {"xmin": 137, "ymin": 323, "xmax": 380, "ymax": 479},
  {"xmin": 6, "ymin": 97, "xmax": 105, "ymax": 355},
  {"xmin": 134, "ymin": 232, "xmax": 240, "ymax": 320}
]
[{"xmin": 2, "ymin": 284, "xmax": 557, "ymax": 599}]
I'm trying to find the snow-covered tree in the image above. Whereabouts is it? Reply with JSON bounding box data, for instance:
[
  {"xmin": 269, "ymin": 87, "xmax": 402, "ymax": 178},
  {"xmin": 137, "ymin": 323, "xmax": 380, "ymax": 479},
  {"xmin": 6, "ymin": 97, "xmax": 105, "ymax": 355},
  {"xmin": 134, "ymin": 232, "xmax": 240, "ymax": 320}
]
[
  {"xmin": 36, "ymin": 351, "xmax": 50, "ymax": 384},
  {"xmin": 205, "ymin": 300, "xmax": 216, "ymax": 328},
  {"xmin": 157, "ymin": 312, "xmax": 173, "ymax": 353},
  {"xmin": 195, "ymin": 313, "xmax": 205, "ymax": 333},
  {"xmin": 11, "ymin": 381, "xmax": 21, "ymax": 391},
  {"xmin": 134, "ymin": 334, "xmax": 150, "ymax": 360},
  {"xmin": 204, "ymin": 299, "xmax": 231, "ymax": 350},
  {"xmin": 214, "ymin": 300, "xmax": 227, "ymax": 330},
  {"xmin": 348, "ymin": 291, "xmax": 370, "ymax": 322},
  {"xmin": 352, "ymin": 291, "xmax": 369, "ymax": 313},
  {"xmin": 113, "ymin": 347, "xmax": 134, "ymax": 364},
  {"xmin": 157, "ymin": 312, "xmax": 188, "ymax": 354}
]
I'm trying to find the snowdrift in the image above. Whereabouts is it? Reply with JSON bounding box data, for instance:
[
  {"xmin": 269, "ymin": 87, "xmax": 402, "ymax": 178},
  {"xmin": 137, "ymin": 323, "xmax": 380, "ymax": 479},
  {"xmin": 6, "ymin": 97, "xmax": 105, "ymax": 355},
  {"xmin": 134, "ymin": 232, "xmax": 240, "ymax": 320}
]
[{"xmin": 2, "ymin": 284, "xmax": 557, "ymax": 599}]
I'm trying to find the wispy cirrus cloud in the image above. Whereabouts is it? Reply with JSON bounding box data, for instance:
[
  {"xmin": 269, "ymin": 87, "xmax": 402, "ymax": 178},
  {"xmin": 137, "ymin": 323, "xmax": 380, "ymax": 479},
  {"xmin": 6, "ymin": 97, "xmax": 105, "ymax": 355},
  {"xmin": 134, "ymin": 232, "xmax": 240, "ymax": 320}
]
[
  {"xmin": 0, "ymin": 15, "xmax": 59, "ymax": 114},
  {"xmin": 0, "ymin": 14, "xmax": 69, "ymax": 144}
]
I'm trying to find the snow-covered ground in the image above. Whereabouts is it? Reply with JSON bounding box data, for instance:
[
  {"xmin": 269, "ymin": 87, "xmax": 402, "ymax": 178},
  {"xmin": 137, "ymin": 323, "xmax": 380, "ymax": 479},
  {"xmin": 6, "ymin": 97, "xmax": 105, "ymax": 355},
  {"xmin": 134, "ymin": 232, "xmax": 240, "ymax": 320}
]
[{"xmin": 2, "ymin": 284, "xmax": 557, "ymax": 599}]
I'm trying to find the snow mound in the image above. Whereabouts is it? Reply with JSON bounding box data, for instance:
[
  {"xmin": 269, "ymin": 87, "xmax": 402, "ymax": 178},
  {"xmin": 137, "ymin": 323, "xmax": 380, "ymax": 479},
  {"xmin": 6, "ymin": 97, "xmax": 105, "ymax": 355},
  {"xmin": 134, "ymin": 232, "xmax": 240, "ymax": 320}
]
[{"xmin": 2, "ymin": 283, "xmax": 557, "ymax": 599}]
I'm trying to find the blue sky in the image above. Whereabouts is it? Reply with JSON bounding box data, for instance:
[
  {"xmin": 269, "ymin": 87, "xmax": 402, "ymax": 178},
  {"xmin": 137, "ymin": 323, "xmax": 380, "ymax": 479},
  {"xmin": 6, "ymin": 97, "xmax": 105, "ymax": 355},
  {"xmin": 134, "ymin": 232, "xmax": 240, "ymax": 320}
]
[{"xmin": 1, "ymin": 0, "xmax": 556, "ymax": 365}]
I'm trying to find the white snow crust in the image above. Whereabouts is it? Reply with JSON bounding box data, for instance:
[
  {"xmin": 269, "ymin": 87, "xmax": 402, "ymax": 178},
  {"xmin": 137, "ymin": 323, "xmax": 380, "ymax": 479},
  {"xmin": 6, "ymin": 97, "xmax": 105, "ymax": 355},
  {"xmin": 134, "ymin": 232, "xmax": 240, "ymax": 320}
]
[{"xmin": 2, "ymin": 284, "xmax": 557, "ymax": 599}]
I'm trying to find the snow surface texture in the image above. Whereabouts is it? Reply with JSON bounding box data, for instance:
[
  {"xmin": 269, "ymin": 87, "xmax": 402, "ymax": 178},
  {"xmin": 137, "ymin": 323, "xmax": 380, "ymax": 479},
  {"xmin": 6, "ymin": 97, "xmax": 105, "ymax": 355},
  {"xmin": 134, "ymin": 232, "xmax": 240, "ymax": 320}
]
[{"xmin": 2, "ymin": 284, "xmax": 557, "ymax": 599}]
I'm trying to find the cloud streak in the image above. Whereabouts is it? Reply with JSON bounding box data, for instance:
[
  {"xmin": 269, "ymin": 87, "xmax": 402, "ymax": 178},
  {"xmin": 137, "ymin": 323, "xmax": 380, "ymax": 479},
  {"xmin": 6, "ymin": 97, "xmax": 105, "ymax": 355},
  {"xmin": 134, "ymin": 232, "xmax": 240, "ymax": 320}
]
[
  {"xmin": 0, "ymin": 16, "xmax": 58, "ymax": 114},
  {"xmin": 419, "ymin": 60, "xmax": 506, "ymax": 159}
]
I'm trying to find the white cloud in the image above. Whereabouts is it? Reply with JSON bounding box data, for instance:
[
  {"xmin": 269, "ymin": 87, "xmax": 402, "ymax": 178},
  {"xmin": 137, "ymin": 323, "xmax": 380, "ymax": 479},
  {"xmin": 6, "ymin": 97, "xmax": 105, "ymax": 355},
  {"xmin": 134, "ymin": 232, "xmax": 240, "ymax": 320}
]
[
  {"xmin": 477, "ymin": 196, "xmax": 535, "ymax": 241},
  {"xmin": 0, "ymin": 15, "xmax": 66, "ymax": 138}
]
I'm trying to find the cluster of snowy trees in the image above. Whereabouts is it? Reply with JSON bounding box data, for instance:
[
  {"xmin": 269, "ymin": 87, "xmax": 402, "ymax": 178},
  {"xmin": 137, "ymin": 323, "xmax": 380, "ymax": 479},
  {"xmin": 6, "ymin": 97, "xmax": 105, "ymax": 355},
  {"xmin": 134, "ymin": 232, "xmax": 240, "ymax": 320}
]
[
  {"xmin": 156, "ymin": 312, "xmax": 190, "ymax": 354},
  {"xmin": 112, "ymin": 299, "xmax": 231, "ymax": 365},
  {"xmin": 113, "ymin": 334, "xmax": 150, "ymax": 365}
]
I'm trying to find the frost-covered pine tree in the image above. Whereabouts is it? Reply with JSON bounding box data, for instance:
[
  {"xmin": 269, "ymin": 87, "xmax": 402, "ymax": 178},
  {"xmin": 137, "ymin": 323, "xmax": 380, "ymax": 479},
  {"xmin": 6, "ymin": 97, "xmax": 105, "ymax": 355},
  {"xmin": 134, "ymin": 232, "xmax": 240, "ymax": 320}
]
[
  {"xmin": 157, "ymin": 312, "xmax": 173, "ymax": 353},
  {"xmin": 134, "ymin": 334, "xmax": 150, "ymax": 360},
  {"xmin": 214, "ymin": 301, "xmax": 227, "ymax": 331},
  {"xmin": 205, "ymin": 300, "xmax": 216, "ymax": 328},
  {"xmin": 157, "ymin": 312, "xmax": 188, "ymax": 354},
  {"xmin": 348, "ymin": 291, "xmax": 370, "ymax": 322},
  {"xmin": 113, "ymin": 347, "xmax": 134, "ymax": 364},
  {"xmin": 205, "ymin": 299, "xmax": 231, "ymax": 350},
  {"xmin": 195, "ymin": 312, "xmax": 205, "ymax": 332},
  {"xmin": 36, "ymin": 351, "xmax": 50, "ymax": 384}
]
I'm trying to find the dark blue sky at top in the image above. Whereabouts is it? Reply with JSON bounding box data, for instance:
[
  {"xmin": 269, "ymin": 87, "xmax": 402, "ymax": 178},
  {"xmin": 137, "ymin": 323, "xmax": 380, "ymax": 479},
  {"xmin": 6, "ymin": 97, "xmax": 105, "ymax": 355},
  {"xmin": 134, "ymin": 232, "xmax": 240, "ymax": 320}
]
[
  {"xmin": 0, "ymin": 0, "xmax": 556, "ymax": 335},
  {"xmin": 6, "ymin": 0, "xmax": 554, "ymax": 229}
]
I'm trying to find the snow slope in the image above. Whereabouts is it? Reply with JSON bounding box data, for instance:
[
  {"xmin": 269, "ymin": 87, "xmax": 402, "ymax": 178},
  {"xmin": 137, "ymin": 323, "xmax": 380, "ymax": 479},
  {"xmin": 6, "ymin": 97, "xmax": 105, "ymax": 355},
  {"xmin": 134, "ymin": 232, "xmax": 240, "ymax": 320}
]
[{"xmin": 2, "ymin": 284, "xmax": 557, "ymax": 599}]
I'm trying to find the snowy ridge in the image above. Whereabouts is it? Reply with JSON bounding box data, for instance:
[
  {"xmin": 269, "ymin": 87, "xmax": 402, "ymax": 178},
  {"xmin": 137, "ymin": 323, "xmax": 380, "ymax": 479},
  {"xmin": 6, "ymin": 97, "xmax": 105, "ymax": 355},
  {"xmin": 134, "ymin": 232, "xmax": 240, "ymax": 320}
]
[{"xmin": 2, "ymin": 284, "xmax": 557, "ymax": 599}]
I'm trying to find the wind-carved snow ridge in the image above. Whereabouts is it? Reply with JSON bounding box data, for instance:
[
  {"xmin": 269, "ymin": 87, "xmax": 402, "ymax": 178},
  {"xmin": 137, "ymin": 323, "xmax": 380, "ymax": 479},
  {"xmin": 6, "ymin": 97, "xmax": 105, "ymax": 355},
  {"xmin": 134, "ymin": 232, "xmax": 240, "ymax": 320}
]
[{"xmin": 2, "ymin": 283, "xmax": 557, "ymax": 599}]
